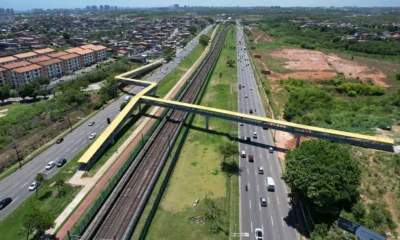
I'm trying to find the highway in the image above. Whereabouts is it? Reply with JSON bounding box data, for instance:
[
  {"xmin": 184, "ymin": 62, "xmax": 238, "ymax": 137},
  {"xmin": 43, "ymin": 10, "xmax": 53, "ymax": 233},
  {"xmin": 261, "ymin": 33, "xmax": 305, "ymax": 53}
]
[
  {"xmin": 0, "ymin": 25, "xmax": 212, "ymax": 221},
  {"xmin": 236, "ymin": 22, "xmax": 298, "ymax": 239}
]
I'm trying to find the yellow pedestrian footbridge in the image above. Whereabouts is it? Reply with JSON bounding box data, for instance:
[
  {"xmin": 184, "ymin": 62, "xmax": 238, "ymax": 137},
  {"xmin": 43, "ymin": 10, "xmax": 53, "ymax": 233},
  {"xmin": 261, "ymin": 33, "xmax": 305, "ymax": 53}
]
[{"xmin": 77, "ymin": 60, "xmax": 394, "ymax": 170}]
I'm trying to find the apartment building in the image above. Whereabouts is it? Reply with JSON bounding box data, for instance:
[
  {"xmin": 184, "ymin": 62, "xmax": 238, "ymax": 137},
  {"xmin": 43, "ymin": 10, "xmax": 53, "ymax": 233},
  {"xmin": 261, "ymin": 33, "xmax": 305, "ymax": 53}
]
[
  {"xmin": 33, "ymin": 48, "xmax": 55, "ymax": 56},
  {"xmin": 13, "ymin": 64, "xmax": 45, "ymax": 87},
  {"xmin": 38, "ymin": 58, "xmax": 63, "ymax": 79},
  {"xmin": 14, "ymin": 52, "xmax": 38, "ymax": 61},
  {"xmin": 58, "ymin": 53, "xmax": 81, "ymax": 73},
  {"xmin": 80, "ymin": 44, "xmax": 107, "ymax": 62},
  {"xmin": 0, "ymin": 56, "xmax": 17, "ymax": 66},
  {"xmin": 2, "ymin": 61, "xmax": 32, "ymax": 87},
  {"xmin": 0, "ymin": 67, "xmax": 6, "ymax": 87},
  {"xmin": 66, "ymin": 47, "xmax": 95, "ymax": 67}
]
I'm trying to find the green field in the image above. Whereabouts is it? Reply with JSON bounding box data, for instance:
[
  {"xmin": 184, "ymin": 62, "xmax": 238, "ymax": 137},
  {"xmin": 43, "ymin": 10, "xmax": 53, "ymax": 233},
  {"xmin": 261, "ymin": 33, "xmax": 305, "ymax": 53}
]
[{"xmin": 144, "ymin": 26, "xmax": 239, "ymax": 240}]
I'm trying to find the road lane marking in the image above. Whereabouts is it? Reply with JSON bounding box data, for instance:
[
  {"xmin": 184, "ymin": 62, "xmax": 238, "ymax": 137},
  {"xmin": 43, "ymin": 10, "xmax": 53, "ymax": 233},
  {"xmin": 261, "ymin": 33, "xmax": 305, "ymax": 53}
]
[
  {"xmin": 11, "ymin": 197, "xmax": 19, "ymax": 203},
  {"xmin": 257, "ymin": 185, "xmax": 259, "ymax": 192},
  {"xmin": 271, "ymin": 216, "xmax": 274, "ymax": 226},
  {"xmin": 267, "ymin": 154, "xmax": 270, "ymax": 159},
  {"xmin": 247, "ymin": 168, "xmax": 249, "ymax": 174},
  {"xmin": 262, "ymin": 225, "xmax": 264, "ymax": 232},
  {"xmin": 248, "ymin": 182, "xmax": 250, "ymax": 190},
  {"xmin": 65, "ymin": 147, "xmax": 71, "ymax": 152},
  {"xmin": 270, "ymin": 166, "xmax": 272, "ymax": 171},
  {"xmin": 251, "ymin": 222, "xmax": 253, "ymax": 232},
  {"xmin": 259, "ymin": 204, "xmax": 261, "ymax": 211},
  {"xmin": 267, "ymin": 197, "xmax": 270, "ymax": 205},
  {"xmin": 20, "ymin": 182, "xmax": 29, "ymax": 189},
  {"xmin": 277, "ymin": 197, "xmax": 280, "ymax": 205},
  {"xmin": 259, "ymin": 153, "xmax": 262, "ymax": 159},
  {"xmin": 249, "ymin": 200, "xmax": 251, "ymax": 209},
  {"xmin": 72, "ymin": 148, "xmax": 78, "ymax": 153}
]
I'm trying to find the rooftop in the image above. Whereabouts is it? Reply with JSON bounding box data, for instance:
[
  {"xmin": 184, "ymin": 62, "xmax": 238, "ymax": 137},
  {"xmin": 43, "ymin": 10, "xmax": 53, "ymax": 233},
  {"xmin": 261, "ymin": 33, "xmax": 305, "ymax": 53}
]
[
  {"xmin": 38, "ymin": 58, "xmax": 62, "ymax": 66},
  {"xmin": 28, "ymin": 56, "xmax": 52, "ymax": 64},
  {"xmin": 0, "ymin": 56, "xmax": 18, "ymax": 64},
  {"xmin": 13, "ymin": 52, "xmax": 38, "ymax": 59},
  {"xmin": 48, "ymin": 51, "xmax": 68, "ymax": 58},
  {"xmin": 65, "ymin": 47, "xmax": 83, "ymax": 54},
  {"xmin": 58, "ymin": 53, "xmax": 80, "ymax": 60},
  {"xmin": 80, "ymin": 44, "xmax": 107, "ymax": 51},
  {"xmin": 2, "ymin": 61, "xmax": 31, "ymax": 70},
  {"xmin": 0, "ymin": 67, "xmax": 6, "ymax": 72},
  {"xmin": 74, "ymin": 48, "xmax": 94, "ymax": 55},
  {"xmin": 13, "ymin": 64, "xmax": 42, "ymax": 73},
  {"xmin": 33, "ymin": 48, "xmax": 55, "ymax": 55}
]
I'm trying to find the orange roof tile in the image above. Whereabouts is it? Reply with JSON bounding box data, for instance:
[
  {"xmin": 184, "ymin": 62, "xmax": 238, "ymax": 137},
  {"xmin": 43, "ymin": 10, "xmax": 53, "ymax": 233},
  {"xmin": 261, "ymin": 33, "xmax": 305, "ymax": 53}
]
[
  {"xmin": 58, "ymin": 53, "xmax": 80, "ymax": 60},
  {"xmin": 13, "ymin": 52, "xmax": 38, "ymax": 59},
  {"xmin": 28, "ymin": 56, "xmax": 52, "ymax": 64},
  {"xmin": 80, "ymin": 44, "xmax": 107, "ymax": 51},
  {"xmin": 48, "ymin": 51, "xmax": 68, "ymax": 58},
  {"xmin": 13, "ymin": 64, "xmax": 43, "ymax": 73},
  {"xmin": 38, "ymin": 58, "xmax": 62, "ymax": 66},
  {"xmin": 65, "ymin": 47, "xmax": 83, "ymax": 53},
  {"xmin": 2, "ymin": 61, "xmax": 31, "ymax": 70},
  {"xmin": 33, "ymin": 48, "xmax": 55, "ymax": 55},
  {"xmin": 74, "ymin": 48, "xmax": 94, "ymax": 55},
  {"xmin": 0, "ymin": 56, "xmax": 18, "ymax": 64}
]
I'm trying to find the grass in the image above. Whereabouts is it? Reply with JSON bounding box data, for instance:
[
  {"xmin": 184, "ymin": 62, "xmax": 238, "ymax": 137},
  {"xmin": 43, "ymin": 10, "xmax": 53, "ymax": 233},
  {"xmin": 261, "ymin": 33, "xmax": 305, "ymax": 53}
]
[
  {"xmin": 144, "ymin": 26, "xmax": 239, "ymax": 240},
  {"xmin": 0, "ymin": 146, "xmax": 88, "ymax": 240}
]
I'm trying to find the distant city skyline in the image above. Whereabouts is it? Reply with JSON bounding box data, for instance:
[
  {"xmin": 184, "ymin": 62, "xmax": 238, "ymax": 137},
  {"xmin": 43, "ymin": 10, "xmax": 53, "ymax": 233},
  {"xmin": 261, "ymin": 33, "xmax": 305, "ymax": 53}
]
[{"xmin": 2, "ymin": 0, "xmax": 400, "ymax": 11}]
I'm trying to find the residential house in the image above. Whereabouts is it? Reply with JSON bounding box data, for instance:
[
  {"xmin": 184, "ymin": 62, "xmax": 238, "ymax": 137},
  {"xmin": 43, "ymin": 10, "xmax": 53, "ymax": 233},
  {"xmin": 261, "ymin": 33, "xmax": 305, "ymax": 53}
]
[
  {"xmin": 0, "ymin": 56, "xmax": 17, "ymax": 66},
  {"xmin": 13, "ymin": 64, "xmax": 46, "ymax": 87},
  {"xmin": 38, "ymin": 58, "xmax": 63, "ymax": 79},
  {"xmin": 2, "ymin": 61, "xmax": 32, "ymax": 87},
  {"xmin": 28, "ymin": 55, "xmax": 52, "ymax": 64},
  {"xmin": 48, "ymin": 51, "xmax": 68, "ymax": 58},
  {"xmin": 58, "ymin": 53, "xmax": 81, "ymax": 74},
  {"xmin": 33, "ymin": 47, "xmax": 55, "ymax": 56},
  {"xmin": 80, "ymin": 44, "xmax": 107, "ymax": 62},
  {"xmin": 13, "ymin": 51, "xmax": 38, "ymax": 61}
]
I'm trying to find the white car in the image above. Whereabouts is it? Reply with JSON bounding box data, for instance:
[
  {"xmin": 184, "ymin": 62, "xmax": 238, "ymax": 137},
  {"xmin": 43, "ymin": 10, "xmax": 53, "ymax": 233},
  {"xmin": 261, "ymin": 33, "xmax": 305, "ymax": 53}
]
[
  {"xmin": 28, "ymin": 181, "xmax": 40, "ymax": 191},
  {"xmin": 255, "ymin": 228, "xmax": 263, "ymax": 240},
  {"xmin": 89, "ymin": 133, "xmax": 97, "ymax": 140},
  {"xmin": 45, "ymin": 161, "xmax": 55, "ymax": 170}
]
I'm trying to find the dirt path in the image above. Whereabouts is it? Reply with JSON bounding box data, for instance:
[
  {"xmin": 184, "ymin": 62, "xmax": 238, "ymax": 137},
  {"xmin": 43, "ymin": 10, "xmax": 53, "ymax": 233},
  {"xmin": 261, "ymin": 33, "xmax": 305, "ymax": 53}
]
[{"xmin": 254, "ymin": 33, "xmax": 262, "ymax": 44}]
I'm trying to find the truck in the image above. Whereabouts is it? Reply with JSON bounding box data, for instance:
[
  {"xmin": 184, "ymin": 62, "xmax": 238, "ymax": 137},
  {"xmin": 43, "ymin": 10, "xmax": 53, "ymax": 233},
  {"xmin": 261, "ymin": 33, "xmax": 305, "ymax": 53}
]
[{"xmin": 267, "ymin": 177, "xmax": 275, "ymax": 192}]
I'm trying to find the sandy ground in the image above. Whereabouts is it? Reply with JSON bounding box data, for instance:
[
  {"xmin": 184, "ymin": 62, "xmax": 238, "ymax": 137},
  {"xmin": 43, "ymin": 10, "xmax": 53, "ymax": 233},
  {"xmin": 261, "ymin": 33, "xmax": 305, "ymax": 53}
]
[{"xmin": 268, "ymin": 49, "xmax": 388, "ymax": 87}]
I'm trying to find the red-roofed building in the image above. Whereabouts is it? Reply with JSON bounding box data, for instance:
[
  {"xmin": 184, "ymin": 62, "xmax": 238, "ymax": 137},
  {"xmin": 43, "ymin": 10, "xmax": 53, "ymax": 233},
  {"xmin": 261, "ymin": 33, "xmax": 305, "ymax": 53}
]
[
  {"xmin": 80, "ymin": 44, "xmax": 108, "ymax": 62},
  {"xmin": 12, "ymin": 64, "xmax": 46, "ymax": 88},
  {"xmin": 28, "ymin": 56, "xmax": 52, "ymax": 64},
  {"xmin": 13, "ymin": 52, "xmax": 38, "ymax": 61},
  {"xmin": 48, "ymin": 51, "xmax": 68, "ymax": 58},
  {"xmin": 58, "ymin": 53, "xmax": 81, "ymax": 73},
  {"xmin": 2, "ymin": 61, "xmax": 32, "ymax": 88},
  {"xmin": 38, "ymin": 59, "xmax": 63, "ymax": 79},
  {"xmin": 0, "ymin": 56, "xmax": 18, "ymax": 66}
]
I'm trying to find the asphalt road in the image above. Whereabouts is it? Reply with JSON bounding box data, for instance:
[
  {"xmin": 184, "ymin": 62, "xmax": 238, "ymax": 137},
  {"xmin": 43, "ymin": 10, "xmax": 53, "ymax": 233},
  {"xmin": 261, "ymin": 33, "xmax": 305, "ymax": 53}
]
[
  {"xmin": 0, "ymin": 25, "xmax": 213, "ymax": 221},
  {"xmin": 235, "ymin": 22, "xmax": 298, "ymax": 240}
]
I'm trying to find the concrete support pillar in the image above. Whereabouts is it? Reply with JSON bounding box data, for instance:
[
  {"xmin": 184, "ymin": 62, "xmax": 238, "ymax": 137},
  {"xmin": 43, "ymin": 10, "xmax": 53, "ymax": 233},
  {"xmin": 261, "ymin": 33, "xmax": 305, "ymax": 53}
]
[
  {"xmin": 138, "ymin": 104, "xmax": 142, "ymax": 112},
  {"xmin": 296, "ymin": 135, "xmax": 301, "ymax": 148},
  {"xmin": 205, "ymin": 116, "xmax": 209, "ymax": 130}
]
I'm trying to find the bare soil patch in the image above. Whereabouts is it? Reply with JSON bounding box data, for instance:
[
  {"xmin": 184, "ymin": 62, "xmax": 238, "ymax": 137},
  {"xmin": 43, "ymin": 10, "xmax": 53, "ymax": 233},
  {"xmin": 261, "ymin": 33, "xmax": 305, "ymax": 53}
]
[{"xmin": 269, "ymin": 49, "xmax": 388, "ymax": 86}]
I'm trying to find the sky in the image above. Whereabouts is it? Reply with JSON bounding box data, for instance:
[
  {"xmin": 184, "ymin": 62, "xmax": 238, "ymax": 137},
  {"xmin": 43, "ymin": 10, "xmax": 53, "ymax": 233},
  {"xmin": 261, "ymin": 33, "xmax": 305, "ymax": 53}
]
[{"xmin": 2, "ymin": 0, "xmax": 400, "ymax": 11}]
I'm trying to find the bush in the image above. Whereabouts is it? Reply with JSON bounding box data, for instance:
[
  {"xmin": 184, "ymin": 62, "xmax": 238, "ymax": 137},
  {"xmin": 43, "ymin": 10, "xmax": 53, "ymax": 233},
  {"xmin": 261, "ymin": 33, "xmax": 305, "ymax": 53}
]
[
  {"xmin": 396, "ymin": 73, "xmax": 400, "ymax": 81},
  {"xmin": 199, "ymin": 34, "xmax": 210, "ymax": 47}
]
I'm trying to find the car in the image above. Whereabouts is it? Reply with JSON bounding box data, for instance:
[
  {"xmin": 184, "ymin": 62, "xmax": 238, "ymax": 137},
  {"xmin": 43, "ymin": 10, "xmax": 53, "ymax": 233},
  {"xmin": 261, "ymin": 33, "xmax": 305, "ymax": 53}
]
[
  {"xmin": 88, "ymin": 121, "xmax": 95, "ymax": 126},
  {"xmin": 250, "ymin": 87, "xmax": 253, "ymax": 90},
  {"xmin": 240, "ymin": 123, "xmax": 244, "ymax": 126},
  {"xmin": 249, "ymin": 109, "xmax": 253, "ymax": 114},
  {"xmin": 56, "ymin": 138, "xmax": 64, "ymax": 144},
  {"xmin": 28, "ymin": 181, "xmax": 40, "ymax": 191},
  {"xmin": 0, "ymin": 197, "xmax": 12, "ymax": 210},
  {"xmin": 45, "ymin": 161, "xmax": 55, "ymax": 170},
  {"xmin": 260, "ymin": 197, "xmax": 267, "ymax": 207},
  {"xmin": 253, "ymin": 132, "xmax": 257, "ymax": 138},
  {"xmin": 245, "ymin": 95, "xmax": 248, "ymax": 98},
  {"xmin": 268, "ymin": 147, "xmax": 274, "ymax": 153},
  {"xmin": 258, "ymin": 167, "xmax": 264, "ymax": 174},
  {"xmin": 248, "ymin": 155, "xmax": 254, "ymax": 162},
  {"xmin": 89, "ymin": 133, "xmax": 97, "ymax": 140},
  {"xmin": 241, "ymin": 150, "xmax": 246, "ymax": 157},
  {"xmin": 255, "ymin": 228, "xmax": 264, "ymax": 240},
  {"xmin": 57, "ymin": 158, "xmax": 67, "ymax": 167},
  {"xmin": 262, "ymin": 126, "xmax": 269, "ymax": 130}
]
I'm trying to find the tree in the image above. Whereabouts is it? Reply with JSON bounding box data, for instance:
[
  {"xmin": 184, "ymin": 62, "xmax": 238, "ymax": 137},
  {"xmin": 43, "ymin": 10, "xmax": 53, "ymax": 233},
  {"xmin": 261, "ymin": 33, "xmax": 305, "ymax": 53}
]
[
  {"xmin": 282, "ymin": 140, "xmax": 361, "ymax": 216},
  {"xmin": 62, "ymin": 32, "xmax": 70, "ymax": 39},
  {"xmin": 35, "ymin": 173, "xmax": 46, "ymax": 198},
  {"xmin": 187, "ymin": 25, "xmax": 197, "ymax": 35},
  {"xmin": 199, "ymin": 34, "xmax": 210, "ymax": 47},
  {"xmin": 218, "ymin": 141, "xmax": 238, "ymax": 161},
  {"xmin": 0, "ymin": 84, "xmax": 10, "ymax": 102},
  {"xmin": 36, "ymin": 76, "xmax": 51, "ymax": 94},
  {"xmin": 396, "ymin": 73, "xmax": 400, "ymax": 81},
  {"xmin": 55, "ymin": 178, "xmax": 65, "ymax": 197},
  {"xmin": 99, "ymin": 77, "xmax": 117, "ymax": 101},
  {"xmin": 226, "ymin": 58, "xmax": 235, "ymax": 67},
  {"xmin": 17, "ymin": 82, "xmax": 41, "ymax": 100},
  {"xmin": 204, "ymin": 197, "xmax": 228, "ymax": 235},
  {"xmin": 162, "ymin": 47, "xmax": 174, "ymax": 61},
  {"xmin": 23, "ymin": 205, "xmax": 54, "ymax": 240}
]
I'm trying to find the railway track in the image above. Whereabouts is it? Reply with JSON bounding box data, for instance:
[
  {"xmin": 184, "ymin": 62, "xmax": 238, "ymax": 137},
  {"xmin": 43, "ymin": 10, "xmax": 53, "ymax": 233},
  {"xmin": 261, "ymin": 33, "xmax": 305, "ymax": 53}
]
[{"xmin": 85, "ymin": 25, "xmax": 229, "ymax": 240}]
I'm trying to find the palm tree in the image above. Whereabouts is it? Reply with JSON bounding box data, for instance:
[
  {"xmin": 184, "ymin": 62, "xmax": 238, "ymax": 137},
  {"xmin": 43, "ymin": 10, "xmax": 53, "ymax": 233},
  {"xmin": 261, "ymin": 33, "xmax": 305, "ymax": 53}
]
[{"xmin": 55, "ymin": 178, "xmax": 65, "ymax": 193}]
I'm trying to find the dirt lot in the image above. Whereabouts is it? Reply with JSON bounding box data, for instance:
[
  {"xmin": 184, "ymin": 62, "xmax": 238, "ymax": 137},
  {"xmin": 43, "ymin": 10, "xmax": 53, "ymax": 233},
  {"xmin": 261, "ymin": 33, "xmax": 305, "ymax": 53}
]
[{"xmin": 267, "ymin": 49, "xmax": 388, "ymax": 87}]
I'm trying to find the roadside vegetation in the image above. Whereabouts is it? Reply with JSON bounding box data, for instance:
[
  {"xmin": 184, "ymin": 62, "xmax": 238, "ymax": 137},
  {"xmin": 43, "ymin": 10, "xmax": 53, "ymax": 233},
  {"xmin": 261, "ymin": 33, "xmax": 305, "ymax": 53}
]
[{"xmin": 143, "ymin": 26, "xmax": 238, "ymax": 239}]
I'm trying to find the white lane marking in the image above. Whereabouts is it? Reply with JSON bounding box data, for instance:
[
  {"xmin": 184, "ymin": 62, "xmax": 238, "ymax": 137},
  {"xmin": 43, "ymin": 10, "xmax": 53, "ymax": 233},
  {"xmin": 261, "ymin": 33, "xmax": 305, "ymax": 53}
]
[
  {"xmin": 267, "ymin": 154, "xmax": 270, "ymax": 160},
  {"xmin": 11, "ymin": 197, "xmax": 19, "ymax": 203},
  {"xmin": 251, "ymin": 222, "xmax": 253, "ymax": 232},
  {"xmin": 270, "ymin": 166, "xmax": 272, "ymax": 171},
  {"xmin": 277, "ymin": 197, "xmax": 280, "ymax": 205},
  {"xmin": 257, "ymin": 185, "xmax": 259, "ymax": 192},
  {"xmin": 267, "ymin": 197, "xmax": 270, "ymax": 205},
  {"xmin": 248, "ymin": 182, "xmax": 250, "ymax": 190},
  {"xmin": 282, "ymin": 219, "xmax": 285, "ymax": 226},
  {"xmin": 72, "ymin": 147, "xmax": 78, "ymax": 153},
  {"xmin": 249, "ymin": 200, "xmax": 251, "ymax": 209},
  {"xmin": 255, "ymin": 170, "xmax": 257, "ymax": 175},
  {"xmin": 271, "ymin": 216, "xmax": 274, "ymax": 225},
  {"xmin": 259, "ymin": 204, "xmax": 261, "ymax": 211},
  {"xmin": 265, "ymin": 179, "xmax": 267, "ymax": 186},
  {"xmin": 259, "ymin": 153, "xmax": 262, "ymax": 159},
  {"xmin": 247, "ymin": 168, "xmax": 249, "ymax": 174},
  {"xmin": 65, "ymin": 147, "xmax": 71, "ymax": 152},
  {"xmin": 20, "ymin": 182, "xmax": 29, "ymax": 189},
  {"xmin": 262, "ymin": 225, "xmax": 264, "ymax": 232}
]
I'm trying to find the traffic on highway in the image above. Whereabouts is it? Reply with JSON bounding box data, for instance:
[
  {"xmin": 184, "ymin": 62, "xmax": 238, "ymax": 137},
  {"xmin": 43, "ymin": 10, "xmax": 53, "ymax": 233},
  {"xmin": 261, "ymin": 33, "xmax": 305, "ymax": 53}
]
[
  {"xmin": 236, "ymin": 21, "xmax": 298, "ymax": 240},
  {"xmin": 0, "ymin": 25, "xmax": 213, "ymax": 221}
]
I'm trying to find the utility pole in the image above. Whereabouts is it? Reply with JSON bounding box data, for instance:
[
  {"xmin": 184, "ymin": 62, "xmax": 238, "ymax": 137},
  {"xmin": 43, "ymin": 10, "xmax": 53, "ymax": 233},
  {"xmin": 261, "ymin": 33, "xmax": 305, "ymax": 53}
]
[{"xmin": 14, "ymin": 141, "xmax": 22, "ymax": 170}]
